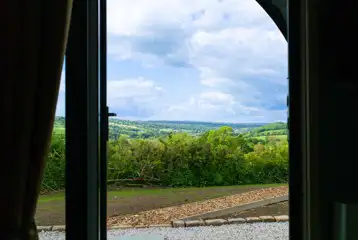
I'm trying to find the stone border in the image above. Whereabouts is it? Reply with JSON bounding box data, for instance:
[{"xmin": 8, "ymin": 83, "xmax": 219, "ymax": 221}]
[
  {"xmin": 36, "ymin": 215, "xmax": 289, "ymax": 232},
  {"xmin": 172, "ymin": 215, "xmax": 289, "ymax": 228},
  {"xmin": 179, "ymin": 195, "xmax": 288, "ymax": 221}
]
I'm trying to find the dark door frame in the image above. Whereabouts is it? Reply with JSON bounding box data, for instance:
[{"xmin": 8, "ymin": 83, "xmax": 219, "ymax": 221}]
[
  {"xmin": 65, "ymin": 0, "xmax": 100, "ymax": 239},
  {"xmin": 287, "ymin": 0, "xmax": 305, "ymax": 239},
  {"xmin": 99, "ymin": 0, "xmax": 111, "ymax": 238}
]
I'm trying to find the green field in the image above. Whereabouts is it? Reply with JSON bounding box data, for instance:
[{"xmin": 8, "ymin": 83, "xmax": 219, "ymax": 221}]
[
  {"xmin": 53, "ymin": 127, "xmax": 65, "ymax": 135},
  {"xmin": 254, "ymin": 134, "xmax": 287, "ymax": 140},
  {"xmin": 38, "ymin": 183, "xmax": 284, "ymax": 203}
]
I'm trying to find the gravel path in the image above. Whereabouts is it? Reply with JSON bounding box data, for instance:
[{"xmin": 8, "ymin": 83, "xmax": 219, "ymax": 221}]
[
  {"xmin": 39, "ymin": 222, "xmax": 288, "ymax": 240},
  {"xmin": 108, "ymin": 186, "xmax": 288, "ymax": 227}
]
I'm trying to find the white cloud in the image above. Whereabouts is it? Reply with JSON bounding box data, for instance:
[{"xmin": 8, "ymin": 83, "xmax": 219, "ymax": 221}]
[
  {"xmin": 189, "ymin": 27, "xmax": 287, "ymax": 82},
  {"xmin": 104, "ymin": 0, "xmax": 288, "ymax": 122},
  {"xmin": 194, "ymin": 92, "xmax": 235, "ymax": 106},
  {"xmin": 151, "ymin": 90, "xmax": 286, "ymax": 123},
  {"xmin": 200, "ymin": 77, "xmax": 235, "ymax": 87},
  {"xmin": 152, "ymin": 92, "xmax": 234, "ymax": 121},
  {"xmin": 108, "ymin": 78, "xmax": 163, "ymax": 101},
  {"xmin": 107, "ymin": 0, "xmax": 273, "ymax": 36},
  {"xmin": 107, "ymin": 0, "xmax": 284, "ymax": 67},
  {"xmin": 107, "ymin": 78, "xmax": 165, "ymax": 117}
]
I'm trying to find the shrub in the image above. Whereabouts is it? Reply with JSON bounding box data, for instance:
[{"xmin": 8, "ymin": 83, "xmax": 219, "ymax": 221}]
[{"xmin": 42, "ymin": 126, "xmax": 288, "ymax": 191}]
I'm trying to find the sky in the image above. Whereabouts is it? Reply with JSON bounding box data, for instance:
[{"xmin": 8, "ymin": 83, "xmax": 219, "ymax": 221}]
[{"xmin": 56, "ymin": 0, "xmax": 288, "ymax": 123}]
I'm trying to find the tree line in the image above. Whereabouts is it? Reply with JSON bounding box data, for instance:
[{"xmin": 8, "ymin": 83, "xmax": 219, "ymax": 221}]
[
  {"xmin": 42, "ymin": 126, "xmax": 288, "ymax": 192},
  {"xmin": 108, "ymin": 120, "xmax": 265, "ymax": 140}
]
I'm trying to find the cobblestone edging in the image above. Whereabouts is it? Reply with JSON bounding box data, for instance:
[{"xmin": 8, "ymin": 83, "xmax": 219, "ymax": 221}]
[
  {"xmin": 36, "ymin": 215, "xmax": 289, "ymax": 232},
  {"xmin": 172, "ymin": 215, "xmax": 289, "ymax": 228}
]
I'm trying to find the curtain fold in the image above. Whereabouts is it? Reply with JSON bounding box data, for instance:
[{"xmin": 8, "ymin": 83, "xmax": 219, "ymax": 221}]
[{"xmin": 2, "ymin": 1, "xmax": 73, "ymax": 239}]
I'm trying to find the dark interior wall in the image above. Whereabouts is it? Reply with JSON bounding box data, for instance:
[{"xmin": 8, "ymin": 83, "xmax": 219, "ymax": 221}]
[{"xmin": 305, "ymin": 0, "xmax": 357, "ymax": 239}]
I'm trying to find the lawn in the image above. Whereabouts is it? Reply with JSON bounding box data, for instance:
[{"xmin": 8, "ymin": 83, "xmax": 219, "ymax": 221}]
[
  {"xmin": 52, "ymin": 127, "xmax": 65, "ymax": 135},
  {"xmin": 36, "ymin": 183, "xmax": 286, "ymax": 226},
  {"xmin": 253, "ymin": 135, "xmax": 287, "ymax": 140}
]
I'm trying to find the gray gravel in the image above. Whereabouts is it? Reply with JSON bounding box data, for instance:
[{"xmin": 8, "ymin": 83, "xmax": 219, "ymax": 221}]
[{"xmin": 39, "ymin": 222, "xmax": 288, "ymax": 240}]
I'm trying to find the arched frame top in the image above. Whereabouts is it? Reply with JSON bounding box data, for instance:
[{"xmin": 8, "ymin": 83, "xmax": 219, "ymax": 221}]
[{"xmin": 256, "ymin": 0, "xmax": 287, "ymax": 40}]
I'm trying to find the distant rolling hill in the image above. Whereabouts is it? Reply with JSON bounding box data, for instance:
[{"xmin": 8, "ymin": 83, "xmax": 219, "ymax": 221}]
[{"xmin": 53, "ymin": 116, "xmax": 287, "ymax": 140}]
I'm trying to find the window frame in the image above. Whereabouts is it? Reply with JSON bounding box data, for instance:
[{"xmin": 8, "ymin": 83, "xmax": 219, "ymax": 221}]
[
  {"xmin": 64, "ymin": 0, "xmax": 305, "ymax": 239},
  {"xmin": 65, "ymin": 0, "xmax": 100, "ymax": 239}
]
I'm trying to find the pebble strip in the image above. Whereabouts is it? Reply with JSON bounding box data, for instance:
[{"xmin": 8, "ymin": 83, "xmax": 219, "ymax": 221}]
[
  {"xmin": 40, "ymin": 222, "xmax": 289, "ymax": 240},
  {"xmin": 36, "ymin": 215, "xmax": 289, "ymax": 232}
]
